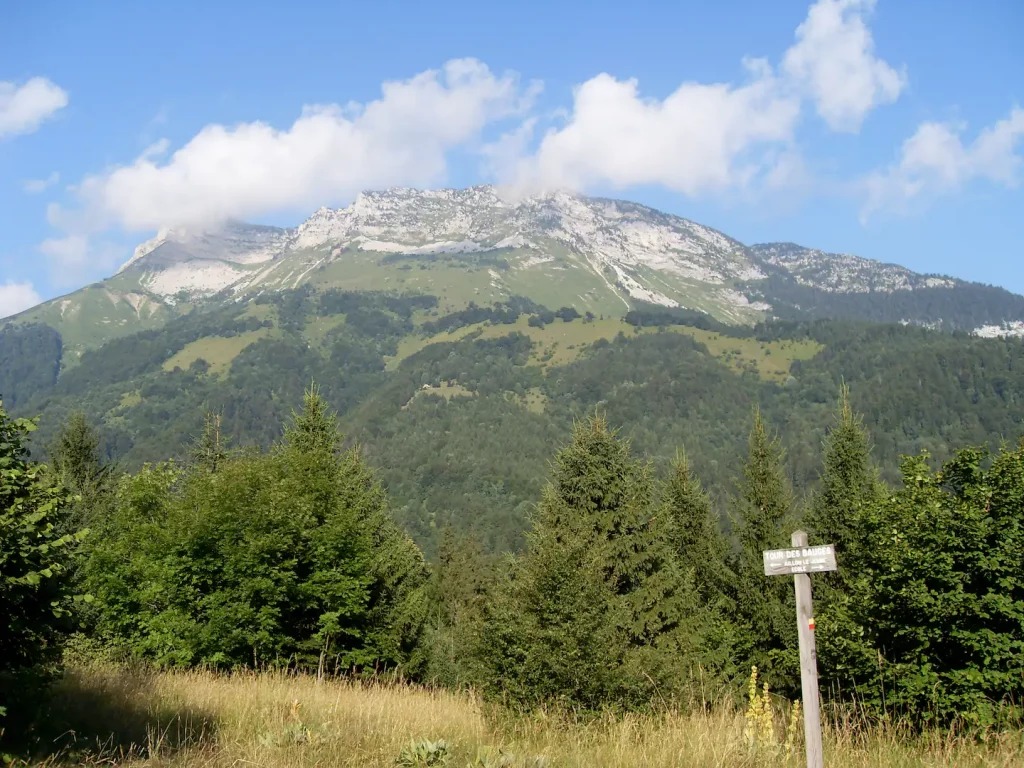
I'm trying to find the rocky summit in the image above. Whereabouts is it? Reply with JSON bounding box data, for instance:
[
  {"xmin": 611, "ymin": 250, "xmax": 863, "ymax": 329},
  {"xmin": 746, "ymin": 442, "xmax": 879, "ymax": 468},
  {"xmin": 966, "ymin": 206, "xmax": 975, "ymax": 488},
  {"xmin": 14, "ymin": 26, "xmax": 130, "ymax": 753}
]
[{"xmin": 11, "ymin": 186, "xmax": 1024, "ymax": 357}]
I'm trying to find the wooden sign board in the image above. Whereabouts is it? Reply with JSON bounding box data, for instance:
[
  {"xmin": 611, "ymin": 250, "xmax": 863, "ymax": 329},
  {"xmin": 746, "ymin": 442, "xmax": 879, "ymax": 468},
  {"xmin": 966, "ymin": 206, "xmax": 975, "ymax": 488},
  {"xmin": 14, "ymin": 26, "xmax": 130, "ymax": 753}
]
[{"xmin": 763, "ymin": 544, "xmax": 837, "ymax": 576}]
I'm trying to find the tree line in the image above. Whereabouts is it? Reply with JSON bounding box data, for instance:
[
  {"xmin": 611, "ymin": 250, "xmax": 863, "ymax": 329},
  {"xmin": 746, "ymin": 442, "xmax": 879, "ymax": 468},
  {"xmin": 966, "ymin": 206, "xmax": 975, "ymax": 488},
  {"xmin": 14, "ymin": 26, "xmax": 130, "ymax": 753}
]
[{"xmin": 3, "ymin": 383, "xmax": 1023, "ymax": 746}]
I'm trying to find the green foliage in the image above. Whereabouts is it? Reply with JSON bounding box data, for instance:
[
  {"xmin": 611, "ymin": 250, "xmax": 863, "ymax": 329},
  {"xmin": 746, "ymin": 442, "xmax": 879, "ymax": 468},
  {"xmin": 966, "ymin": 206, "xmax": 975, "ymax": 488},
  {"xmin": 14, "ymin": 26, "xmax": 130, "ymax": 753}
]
[
  {"xmin": 732, "ymin": 409, "xmax": 798, "ymax": 694},
  {"xmin": 806, "ymin": 384, "xmax": 880, "ymax": 558},
  {"xmin": 0, "ymin": 398, "xmax": 83, "ymax": 719},
  {"xmin": 49, "ymin": 411, "xmax": 114, "ymax": 531},
  {"xmin": 190, "ymin": 411, "xmax": 229, "ymax": 473},
  {"xmin": 395, "ymin": 738, "xmax": 450, "ymax": 766},
  {"xmin": 11, "ymin": 286, "xmax": 1024, "ymax": 561},
  {"xmin": 423, "ymin": 529, "xmax": 494, "ymax": 687},
  {"xmin": 806, "ymin": 386, "xmax": 883, "ymax": 697},
  {"xmin": 661, "ymin": 451, "xmax": 740, "ymax": 680},
  {"xmin": 747, "ymin": 272, "xmax": 1024, "ymax": 330},
  {"xmin": 83, "ymin": 386, "xmax": 427, "ymax": 672},
  {"xmin": 480, "ymin": 415, "xmax": 699, "ymax": 709},
  {"xmin": 0, "ymin": 323, "xmax": 61, "ymax": 409},
  {"xmin": 852, "ymin": 444, "xmax": 1024, "ymax": 726},
  {"xmin": 662, "ymin": 450, "xmax": 731, "ymax": 602}
]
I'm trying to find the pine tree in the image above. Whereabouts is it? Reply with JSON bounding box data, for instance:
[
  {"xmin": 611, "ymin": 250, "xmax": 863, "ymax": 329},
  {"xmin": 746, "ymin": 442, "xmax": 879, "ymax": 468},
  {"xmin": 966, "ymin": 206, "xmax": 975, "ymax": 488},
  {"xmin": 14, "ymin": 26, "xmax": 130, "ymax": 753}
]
[
  {"xmin": 49, "ymin": 411, "xmax": 112, "ymax": 528},
  {"xmin": 424, "ymin": 528, "xmax": 494, "ymax": 686},
  {"xmin": 191, "ymin": 411, "xmax": 228, "ymax": 473},
  {"xmin": 286, "ymin": 383, "xmax": 339, "ymax": 457},
  {"xmin": 662, "ymin": 449, "xmax": 731, "ymax": 602},
  {"xmin": 806, "ymin": 384, "xmax": 879, "ymax": 563},
  {"xmin": 482, "ymin": 414, "xmax": 694, "ymax": 707},
  {"xmin": 733, "ymin": 407, "xmax": 798, "ymax": 693},
  {"xmin": 661, "ymin": 449, "xmax": 740, "ymax": 684},
  {"xmin": 808, "ymin": 385, "xmax": 884, "ymax": 701}
]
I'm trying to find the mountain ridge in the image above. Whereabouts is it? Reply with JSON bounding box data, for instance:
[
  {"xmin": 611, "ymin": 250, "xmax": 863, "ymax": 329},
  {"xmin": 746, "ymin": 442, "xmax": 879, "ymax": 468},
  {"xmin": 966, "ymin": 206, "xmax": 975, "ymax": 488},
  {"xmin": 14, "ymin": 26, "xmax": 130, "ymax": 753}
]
[{"xmin": 11, "ymin": 185, "xmax": 1024, "ymax": 359}]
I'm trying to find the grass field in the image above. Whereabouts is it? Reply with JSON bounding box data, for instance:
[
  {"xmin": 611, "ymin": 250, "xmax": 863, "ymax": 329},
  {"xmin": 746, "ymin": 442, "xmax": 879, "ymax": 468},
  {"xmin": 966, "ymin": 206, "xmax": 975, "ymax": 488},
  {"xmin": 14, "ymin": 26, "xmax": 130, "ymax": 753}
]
[
  {"xmin": 303, "ymin": 313, "xmax": 347, "ymax": 347},
  {"xmin": 161, "ymin": 328, "xmax": 274, "ymax": 377},
  {"xmin": 30, "ymin": 665, "xmax": 1024, "ymax": 767},
  {"xmin": 407, "ymin": 382, "xmax": 475, "ymax": 406},
  {"xmin": 387, "ymin": 317, "xmax": 823, "ymax": 382}
]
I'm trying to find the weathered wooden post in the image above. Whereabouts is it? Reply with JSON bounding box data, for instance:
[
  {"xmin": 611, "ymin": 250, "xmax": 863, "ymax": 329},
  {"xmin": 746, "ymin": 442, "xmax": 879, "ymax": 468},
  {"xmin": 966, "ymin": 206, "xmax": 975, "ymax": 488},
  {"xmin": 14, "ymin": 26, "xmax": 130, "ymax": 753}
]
[{"xmin": 762, "ymin": 530, "xmax": 837, "ymax": 768}]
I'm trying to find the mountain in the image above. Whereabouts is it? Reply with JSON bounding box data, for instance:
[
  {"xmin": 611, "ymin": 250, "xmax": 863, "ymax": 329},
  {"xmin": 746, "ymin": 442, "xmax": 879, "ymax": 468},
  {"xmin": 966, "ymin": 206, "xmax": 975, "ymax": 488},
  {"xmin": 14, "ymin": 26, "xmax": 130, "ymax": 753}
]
[
  {"xmin": 5, "ymin": 280, "xmax": 1024, "ymax": 555},
  {"xmin": 10, "ymin": 185, "xmax": 1024, "ymax": 363}
]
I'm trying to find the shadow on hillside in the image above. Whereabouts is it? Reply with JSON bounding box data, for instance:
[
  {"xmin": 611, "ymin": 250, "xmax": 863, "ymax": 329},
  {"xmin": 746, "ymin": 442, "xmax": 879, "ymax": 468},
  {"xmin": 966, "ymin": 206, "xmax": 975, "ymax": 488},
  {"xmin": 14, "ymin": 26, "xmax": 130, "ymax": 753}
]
[{"xmin": 23, "ymin": 666, "xmax": 218, "ymax": 762}]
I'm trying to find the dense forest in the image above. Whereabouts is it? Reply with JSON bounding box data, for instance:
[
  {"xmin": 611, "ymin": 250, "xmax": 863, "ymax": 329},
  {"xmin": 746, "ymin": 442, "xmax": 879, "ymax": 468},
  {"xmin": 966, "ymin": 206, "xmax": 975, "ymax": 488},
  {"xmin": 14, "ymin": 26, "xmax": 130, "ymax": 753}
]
[
  {"xmin": 4, "ymin": 287, "xmax": 1024, "ymax": 555},
  {"xmin": 742, "ymin": 255, "xmax": 1024, "ymax": 329},
  {"xmin": 3, "ymin": 380, "xmax": 1024, "ymax": 757}
]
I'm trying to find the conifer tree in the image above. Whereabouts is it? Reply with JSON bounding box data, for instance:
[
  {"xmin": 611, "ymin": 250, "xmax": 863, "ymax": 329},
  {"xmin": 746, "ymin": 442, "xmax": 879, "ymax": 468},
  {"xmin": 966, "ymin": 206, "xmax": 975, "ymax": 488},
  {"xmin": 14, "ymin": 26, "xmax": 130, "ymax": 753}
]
[
  {"xmin": 49, "ymin": 411, "xmax": 112, "ymax": 528},
  {"xmin": 482, "ymin": 414, "xmax": 695, "ymax": 707},
  {"xmin": 190, "ymin": 411, "xmax": 228, "ymax": 473},
  {"xmin": 425, "ymin": 528, "xmax": 493, "ymax": 686},
  {"xmin": 662, "ymin": 449, "xmax": 731, "ymax": 602},
  {"xmin": 807, "ymin": 384, "xmax": 880, "ymax": 563},
  {"xmin": 50, "ymin": 412, "xmax": 102, "ymax": 492},
  {"xmin": 286, "ymin": 383, "xmax": 339, "ymax": 457},
  {"xmin": 662, "ymin": 450, "xmax": 740, "ymax": 682},
  {"xmin": 808, "ymin": 385, "xmax": 884, "ymax": 700},
  {"xmin": 85, "ymin": 383, "xmax": 429, "ymax": 674},
  {"xmin": 733, "ymin": 407, "xmax": 798, "ymax": 693}
]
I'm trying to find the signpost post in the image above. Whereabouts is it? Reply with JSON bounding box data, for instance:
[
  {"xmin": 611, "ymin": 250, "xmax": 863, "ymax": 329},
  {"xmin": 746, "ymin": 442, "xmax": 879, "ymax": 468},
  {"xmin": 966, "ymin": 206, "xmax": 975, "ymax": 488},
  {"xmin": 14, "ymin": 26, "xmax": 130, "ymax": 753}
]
[{"xmin": 762, "ymin": 531, "xmax": 837, "ymax": 768}]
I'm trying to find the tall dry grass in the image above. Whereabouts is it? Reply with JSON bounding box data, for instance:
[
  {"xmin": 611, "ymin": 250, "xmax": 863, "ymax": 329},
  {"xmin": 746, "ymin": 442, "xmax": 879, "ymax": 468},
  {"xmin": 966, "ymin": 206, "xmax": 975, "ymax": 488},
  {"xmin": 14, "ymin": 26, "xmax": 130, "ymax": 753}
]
[{"xmin": 21, "ymin": 664, "xmax": 1024, "ymax": 767}]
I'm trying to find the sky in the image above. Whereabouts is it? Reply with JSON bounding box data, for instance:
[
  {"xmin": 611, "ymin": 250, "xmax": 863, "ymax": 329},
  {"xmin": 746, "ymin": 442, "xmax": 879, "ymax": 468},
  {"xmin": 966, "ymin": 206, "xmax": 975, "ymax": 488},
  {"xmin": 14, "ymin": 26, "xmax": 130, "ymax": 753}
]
[{"xmin": 1, "ymin": 0, "xmax": 1022, "ymax": 318}]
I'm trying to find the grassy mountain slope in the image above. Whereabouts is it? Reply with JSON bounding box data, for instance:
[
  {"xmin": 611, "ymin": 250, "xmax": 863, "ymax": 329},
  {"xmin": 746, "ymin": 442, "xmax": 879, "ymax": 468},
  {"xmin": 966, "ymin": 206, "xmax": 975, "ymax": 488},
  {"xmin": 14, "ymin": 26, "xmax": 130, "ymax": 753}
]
[
  {"xmin": 8, "ymin": 286, "xmax": 1024, "ymax": 555},
  {"xmin": 13, "ymin": 186, "xmax": 1023, "ymax": 364}
]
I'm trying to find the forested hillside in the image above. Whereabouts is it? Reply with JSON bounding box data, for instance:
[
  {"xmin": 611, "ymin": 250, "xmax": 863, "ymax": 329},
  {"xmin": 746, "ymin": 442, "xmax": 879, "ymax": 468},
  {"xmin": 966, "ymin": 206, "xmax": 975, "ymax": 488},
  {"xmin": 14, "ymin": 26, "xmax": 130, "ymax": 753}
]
[{"xmin": 5, "ymin": 287, "xmax": 1024, "ymax": 554}]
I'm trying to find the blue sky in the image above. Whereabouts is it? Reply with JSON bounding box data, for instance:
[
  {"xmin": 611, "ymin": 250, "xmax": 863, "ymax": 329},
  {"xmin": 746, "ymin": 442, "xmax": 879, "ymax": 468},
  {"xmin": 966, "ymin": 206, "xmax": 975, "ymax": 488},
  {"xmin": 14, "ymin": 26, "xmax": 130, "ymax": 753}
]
[{"xmin": 1, "ymin": 0, "xmax": 1022, "ymax": 317}]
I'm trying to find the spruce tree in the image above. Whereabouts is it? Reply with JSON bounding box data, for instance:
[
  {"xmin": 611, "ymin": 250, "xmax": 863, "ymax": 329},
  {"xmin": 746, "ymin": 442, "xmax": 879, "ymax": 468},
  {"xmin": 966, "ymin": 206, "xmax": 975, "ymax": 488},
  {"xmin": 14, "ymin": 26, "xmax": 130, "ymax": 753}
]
[
  {"xmin": 425, "ymin": 528, "xmax": 493, "ymax": 686},
  {"xmin": 661, "ymin": 449, "xmax": 739, "ymax": 683},
  {"xmin": 190, "ymin": 411, "xmax": 228, "ymax": 473},
  {"xmin": 286, "ymin": 383, "xmax": 339, "ymax": 457},
  {"xmin": 85, "ymin": 386, "xmax": 428, "ymax": 673},
  {"xmin": 662, "ymin": 449, "xmax": 731, "ymax": 602},
  {"xmin": 806, "ymin": 384, "xmax": 879, "ymax": 563},
  {"xmin": 482, "ymin": 414, "xmax": 694, "ymax": 707},
  {"xmin": 49, "ymin": 411, "xmax": 112, "ymax": 528},
  {"xmin": 50, "ymin": 412, "xmax": 102, "ymax": 492},
  {"xmin": 733, "ymin": 407, "xmax": 798, "ymax": 693},
  {"xmin": 808, "ymin": 385, "xmax": 883, "ymax": 700}
]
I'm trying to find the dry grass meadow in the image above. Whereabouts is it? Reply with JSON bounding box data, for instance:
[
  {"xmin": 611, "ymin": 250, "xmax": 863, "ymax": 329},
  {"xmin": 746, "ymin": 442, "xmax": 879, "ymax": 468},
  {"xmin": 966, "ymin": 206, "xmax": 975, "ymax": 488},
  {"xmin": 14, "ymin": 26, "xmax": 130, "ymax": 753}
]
[{"xmin": 16, "ymin": 664, "xmax": 1024, "ymax": 767}]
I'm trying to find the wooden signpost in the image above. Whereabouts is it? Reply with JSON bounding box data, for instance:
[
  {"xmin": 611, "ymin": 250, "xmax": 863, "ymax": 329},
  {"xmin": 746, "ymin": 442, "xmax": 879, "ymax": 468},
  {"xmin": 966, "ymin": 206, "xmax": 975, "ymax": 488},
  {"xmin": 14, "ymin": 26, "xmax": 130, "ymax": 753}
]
[{"xmin": 763, "ymin": 531, "xmax": 838, "ymax": 768}]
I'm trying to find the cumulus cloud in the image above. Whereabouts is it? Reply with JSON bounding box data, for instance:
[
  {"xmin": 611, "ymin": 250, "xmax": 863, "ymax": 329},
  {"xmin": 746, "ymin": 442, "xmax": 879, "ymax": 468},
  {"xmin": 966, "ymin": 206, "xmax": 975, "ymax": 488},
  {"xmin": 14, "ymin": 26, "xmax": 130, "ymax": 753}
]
[
  {"xmin": 861, "ymin": 108, "xmax": 1024, "ymax": 219},
  {"xmin": 0, "ymin": 77, "xmax": 68, "ymax": 138},
  {"xmin": 783, "ymin": 0, "xmax": 905, "ymax": 132},
  {"xmin": 498, "ymin": 0, "xmax": 902, "ymax": 196},
  {"xmin": 507, "ymin": 61, "xmax": 801, "ymax": 196},
  {"xmin": 37, "ymin": 2, "xmax": 913, "ymax": 276},
  {"xmin": 23, "ymin": 171, "xmax": 60, "ymax": 194},
  {"xmin": 0, "ymin": 281, "xmax": 42, "ymax": 319},
  {"xmin": 64, "ymin": 59, "xmax": 536, "ymax": 234}
]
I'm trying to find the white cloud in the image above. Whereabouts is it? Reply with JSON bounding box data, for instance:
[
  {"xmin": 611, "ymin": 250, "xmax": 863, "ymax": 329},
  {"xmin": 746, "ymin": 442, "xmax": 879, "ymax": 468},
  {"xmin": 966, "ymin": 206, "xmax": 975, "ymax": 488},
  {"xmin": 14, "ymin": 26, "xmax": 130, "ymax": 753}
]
[
  {"xmin": 23, "ymin": 171, "xmax": 60, "ymax": 194},
  {"xmin": 39, "ymin": 234, "xmax": 91, "ymax": 268},
  {"xmin": 782, "ymin": 0, "xmax": 905, "ymax": 132},
  {"xmin": 861, "ymin": 108, "xmax": 1024, "ymax": 219},
  {"xmin": 63, "ymin": 59, "xmax": 535, "ymax": 235},
  {"xmin": 498, "ymin": 0, "xmax": 902, "ymax": 196},
  {"xmin": 0, "ymin": 281, "xmax": 42, "ymax": 319},
  {"xmin": 506, "ymin": 61, "xmax": 801, "ymax": 196},
  {"xmin": 0, "ymin": 77, "xmax": 68, "ymax": 139}
]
